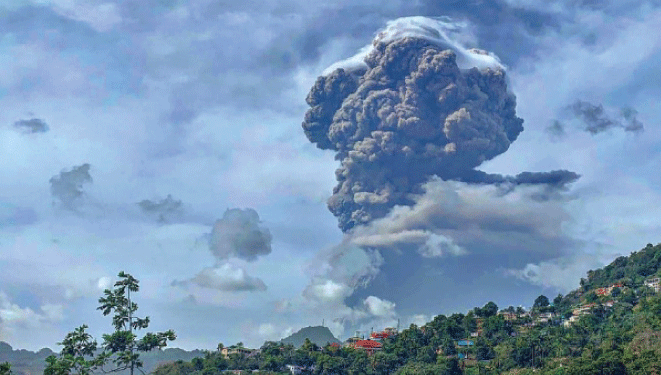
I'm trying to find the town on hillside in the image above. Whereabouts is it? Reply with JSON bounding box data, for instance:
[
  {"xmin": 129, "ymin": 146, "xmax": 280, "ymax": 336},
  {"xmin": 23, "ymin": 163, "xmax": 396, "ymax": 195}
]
[{"xmin": 161, "ymin": 243, "xmax": 661, "ymax": 375}]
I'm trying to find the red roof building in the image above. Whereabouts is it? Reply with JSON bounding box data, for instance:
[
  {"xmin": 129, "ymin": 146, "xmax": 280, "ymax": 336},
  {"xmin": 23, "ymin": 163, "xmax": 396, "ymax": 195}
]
[
  {"xmin": 370, "ymin": 327, "xmax": 398, "ymax": 340},
  {"xmin": 370, "ymin": 331, "xmax": 389, "ymax": 340},
  {"xmin": 351, "ymin": 340, "xmax": 382, "ymax": 355},
  {"xmin": 596, "ymin": 283, "xmax": 623, "ymax": 296}
]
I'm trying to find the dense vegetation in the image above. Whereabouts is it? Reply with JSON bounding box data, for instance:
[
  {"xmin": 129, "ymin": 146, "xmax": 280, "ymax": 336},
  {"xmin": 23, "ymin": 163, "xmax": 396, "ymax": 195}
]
[{"xmin": 150, "ymin": 243, "xmax": 661, "ymax": 375}]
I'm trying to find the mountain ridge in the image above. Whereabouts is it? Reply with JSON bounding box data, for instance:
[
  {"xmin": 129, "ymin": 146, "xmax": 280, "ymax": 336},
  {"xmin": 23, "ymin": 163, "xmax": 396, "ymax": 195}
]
[
  {"xmin": 280, "ymin": 325, "xmax": 341, "ymax": 348},
  {"xmin": 0, "ymin": 341, "xmax": 205, "ymax": 375}
]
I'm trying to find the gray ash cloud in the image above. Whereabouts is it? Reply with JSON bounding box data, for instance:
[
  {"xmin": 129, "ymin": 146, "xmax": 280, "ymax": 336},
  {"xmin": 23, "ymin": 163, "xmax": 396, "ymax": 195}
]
[
  {"xmin": 137, "ymin": 194, "xmax": 183, "ymax": 223},
  {"xmin": 209, "ymin": 208, "xmax": 272, "ymax": 262},
  {"xmin": 13, "ymin": 118, "xmax": 49, "ymax": 133},
  {"xmin": 302, "ymin": 34, "xmax": 578, "ymax": 232},
  {"xmin": 545, "ymin": 120, "xmax": 566, "ymax": 140},
  {"xmin": 549, "ymin": 100, "xmax": 645, "ymax": 137},
  {"xmin": 49, "ymin": 164, "xmax": 92, "ymax": 211},
  {"xmin": 172, "ymin": 208, "xmax": 272, "ymax": 293},
  {"xmin": 571, "ymin": 100, "xmax": 644, "ymax": 134}
]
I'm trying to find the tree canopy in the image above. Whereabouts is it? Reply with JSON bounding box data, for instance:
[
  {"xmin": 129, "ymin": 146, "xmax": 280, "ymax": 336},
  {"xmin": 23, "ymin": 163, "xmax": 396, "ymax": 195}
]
[{"xmin": 44, "ymin": 272, "xmax": 175, "ymax": 375}]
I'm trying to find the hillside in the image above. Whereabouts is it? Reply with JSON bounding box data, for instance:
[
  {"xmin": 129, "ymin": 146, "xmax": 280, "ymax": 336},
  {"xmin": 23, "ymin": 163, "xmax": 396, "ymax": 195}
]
[
  {"xmin": 0, "ymin": 342, "xmax": 205, "ymax": 375},
  {"xmin": 280, "ymin": 325, "xmax": 341, "ymax": 348},
  {"xmin": 148, "ymin": 242, "xmax": 661, "ymax": 375},
  {"xmin": 0, "ymin": 342, "xmax": 54, "ymax": 375},
  {"xmin": 582, "ymin": 242, "xmax": 661, "ymax": 289}
]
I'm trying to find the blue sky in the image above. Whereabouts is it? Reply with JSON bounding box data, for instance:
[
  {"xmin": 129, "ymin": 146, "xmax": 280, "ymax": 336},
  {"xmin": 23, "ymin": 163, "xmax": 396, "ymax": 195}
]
[{"xmin": 1, "ymin": 0, "xmax": 661, "ymax": 351}]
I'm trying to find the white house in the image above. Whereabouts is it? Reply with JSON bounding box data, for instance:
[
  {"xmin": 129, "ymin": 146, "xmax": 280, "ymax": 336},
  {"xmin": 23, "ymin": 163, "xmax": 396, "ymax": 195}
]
[{"xmin": 645, "ymin": 277, "xmax": 660, "ymax": 293}]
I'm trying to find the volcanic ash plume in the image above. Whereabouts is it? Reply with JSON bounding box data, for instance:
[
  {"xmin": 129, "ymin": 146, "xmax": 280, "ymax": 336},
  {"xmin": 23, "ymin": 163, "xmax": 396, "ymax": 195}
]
[
  {"xmin": 49, "ymin": 163, "xmax": 93, "ymax": 211},
  {"xmin": 302, "ymin": 18, "xmax": 536, "ymax": 232}
]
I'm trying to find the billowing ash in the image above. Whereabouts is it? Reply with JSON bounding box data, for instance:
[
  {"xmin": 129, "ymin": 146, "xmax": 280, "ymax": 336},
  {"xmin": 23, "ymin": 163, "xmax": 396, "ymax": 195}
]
[{"xmin": 302, "ymin": 17, "xmax": 578, "ymax": 232}]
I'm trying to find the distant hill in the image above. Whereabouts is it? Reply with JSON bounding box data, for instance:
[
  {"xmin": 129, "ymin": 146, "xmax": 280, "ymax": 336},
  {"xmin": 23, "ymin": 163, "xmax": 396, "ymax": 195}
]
[
  {"xmin": 0, "ymin": 342, "xmax": 55, "ymax": 375},
  {"xmin": 0, "ymin": 341, "xmax": 205, "ymax": 375},
  {"xmin": 280, "ymin": 326, "xmax": 340, "ymax": 348}
]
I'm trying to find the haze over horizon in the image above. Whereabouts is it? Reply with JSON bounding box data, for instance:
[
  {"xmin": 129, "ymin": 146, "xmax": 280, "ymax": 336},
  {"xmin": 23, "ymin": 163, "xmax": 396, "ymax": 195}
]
[{"xmin": 1, "ymin": 0, "xmax": 661, "ymax": 352}]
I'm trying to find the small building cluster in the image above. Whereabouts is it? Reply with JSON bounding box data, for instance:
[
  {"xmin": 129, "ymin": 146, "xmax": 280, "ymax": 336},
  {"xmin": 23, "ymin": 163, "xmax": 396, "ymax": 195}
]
[
  {"xmin": 498, "ymin": 311, "xmax": 518, "ymax": 321},
  {"xmin": 596, "ymin": 283, "xmax": 623, "ymax": 296},
  {"xmin": 285, "ymin": 364, "xmax": 316, "ymax": 374},
  {"xmin": 221, "ymin": 346, "xmax": 258, "ymax": 358},
  {"xmin": 645, "ymin": 277, "xmax": 661, "ymax": 292},
  {"xmin": 536, "ymin": 312, "xmax": 554, "ymax": 324},
  {"xmin": 563, "ymin": 300, "xmax": 615, "ymax": 327},
  {"xmin": 369, "ymin": 327, "xmax": 398, "ymax": 340},
  {"xmin": 341, "ymin": 327, "xmax": 398, "ymax": 355}
]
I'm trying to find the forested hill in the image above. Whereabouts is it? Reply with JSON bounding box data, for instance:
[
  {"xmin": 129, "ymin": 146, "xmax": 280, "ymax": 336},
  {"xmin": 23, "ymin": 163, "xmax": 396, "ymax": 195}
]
[
  {"xmin": 280, "ymin": 326, "xmax": 341, "ymax": 348},
  {"xmin": 582, "ymin": 242, "xmax": 661, "ymax": 289},
  {"xmin": 149, "ymin": 242, "xmax": 661, "ymax": 375},
  {"xmin": 0, "ymin": 342, "xmax": 55, "ymax": 375}
]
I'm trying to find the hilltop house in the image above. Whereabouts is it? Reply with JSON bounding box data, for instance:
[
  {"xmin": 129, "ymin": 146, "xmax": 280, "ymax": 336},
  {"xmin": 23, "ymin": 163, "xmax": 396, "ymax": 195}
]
[
  {"xmin": 351, "ymin": 340, "xmax": 383, "ymax": 355},
  {"xmin": 564, "ymin": 301, "xmax": 615, "ymax": 327},
  {"xmin": 384, "ymin": 327, "xmax": 398, "ymax": 336},
  {"xmin": 286, "ymin": 364, "xmax": 316, "ymax": 374},
  {"xmin": 535, "ymin": 312, "xmax": 555, "ymax": 324},
  {"xmin": 342, "ymin": 336, "xmax": 362, "ymax": 348},
  {"xmin": 370, "ymin": 327, "xmax": 398, "ymax": 340},
  {"xmin": 563, "ymin": 305, "xmax": 595, "ymax": 327},
  {"xmin": 645, "ymin": 277, "xmax": 661, "ymax": 292},
  {"xmin": 573, "ymin": 303, "xmax": 597, "ymax": 316},
  {"xmin": 596, "ymin": 283, "xmax": 623, "ymax": 296},
  {"xmin": 563, "ymin": 315, "xmax": 580, "ymax": 327},
  {"xmin": 456, "ymin": 339, "xmax": 474, "ymax": 347},
  {"xmin": 498, "ymin": 311, "xmax": 518, "ymax": 321},
  {"xmin": 221, "ymin": 346, "xmax": 255, "ymax": 358}
]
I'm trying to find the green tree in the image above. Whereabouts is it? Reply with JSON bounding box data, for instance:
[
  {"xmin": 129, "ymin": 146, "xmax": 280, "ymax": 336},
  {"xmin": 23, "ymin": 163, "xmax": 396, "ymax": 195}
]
[
  {"xmin": 371, "ymin": 352, "xmax": 399, "ymax": 375},
  {"xmin": 152, "ymin": 360, "xmax": 195, "ymax": 375},
  {"xmin": 259, "ymin": 355, "xmax": 282, "ymax": 372},
  {"xmin": 481, "ymin": 302, "xmax": 498, "ymax": 318},
  {"xmin": 442, "ymin": 338, "xmax": 457, "ymax": 356},
  {"xmin": 44, "ymin": 325, "xmax": 106, "ymax": 375},
  {"xmin": 202, "ymin": 352, "xmax": 228, "ymax": 374},
  {"xmin": 533, "ymin": 295, "xmax": 550, "ymax": 309},
  {"xmin": 191, "ymin": 357, "xmax": 204, "ymax": 371},
  {"xmin": 97, "ymin": 272, "xmax": 176, "ymax": 375},
  {"xmin": 415, "ymin": 345, "xmax": 437, "ymax": 363},
  {"xmin": 585, "ymin": 291, "xmax": 598, "ymax": 303},
  {"xmin": 0, "ymin": 362, "xmax": 12, "ymax": 375},
  {"xmin": 621, "ymin": 289, "xmax": 636, "ymax": 304},
  {"xmin": 45, "ymin": 272, "xmax": 176, "ymax": 375},
  {"xmin": 475, "ymin": 337, "xmax": 494, "ymax": 360}
]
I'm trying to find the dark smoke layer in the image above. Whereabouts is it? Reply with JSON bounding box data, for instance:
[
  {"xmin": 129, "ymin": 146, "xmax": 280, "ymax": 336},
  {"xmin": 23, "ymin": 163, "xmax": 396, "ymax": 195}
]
[{"xmin": 303, "ymin": 36, "xmax": 577, "ymax": 232}]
